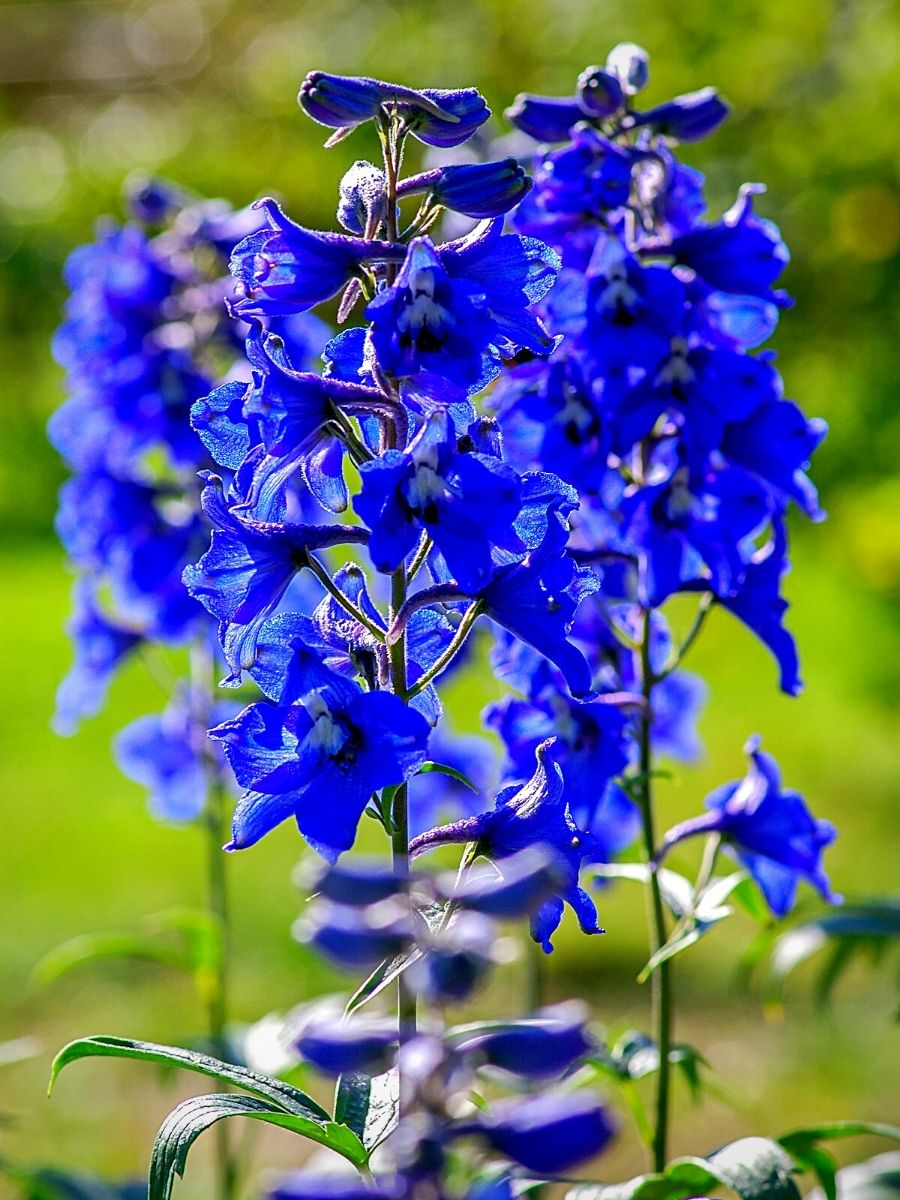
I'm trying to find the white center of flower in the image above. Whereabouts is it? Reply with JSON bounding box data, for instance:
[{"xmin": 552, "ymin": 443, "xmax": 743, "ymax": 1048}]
[
  {"xmin": 557, "ymin": 389, "xmax": 595, "ymax": 432},
  {"xmin": 665, "ymin": 467, "xmax": 695, "ymax": 520},
  {"xmin": 302, "ymin": 693, "xmax": 348, "ymax": 756},
  {"xmin": 404, "ymin": 441, "xmax": 448, "ymax": 511},
  {"xmin": 396, "ymin": 266, "xmax": 454, "ymax": 338},
  {"xmin": 598, "ymin": 262, "xmax": 639, "ymax": 311},
  {"xmin": 655, "ymin": 338, "xmax": 695, "ymax": 388}
]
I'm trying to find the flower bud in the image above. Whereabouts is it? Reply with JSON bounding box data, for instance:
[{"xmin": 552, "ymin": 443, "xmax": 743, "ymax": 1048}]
[
  {"xmin": 295, "ymin": 1016, "xmax": 398, "ymax": 1076},
  {"xmin": 505, "ymin": 93, "xmax": 584, "ymax": 142},
  {"xmin": 397, "ymin": 87, "xmax": 491, "ymax": 147},
  {"xmin": 470, "ymin": 1091, "xmax": 616, "ymax": 1173},
  {"xmin": 446, "ymin": 844, "xmax": 565, "ymax": 917},
  {"xmin": 451, "ymin": 1001, "xmax": 594, "ymax": 1078},
  {"xmin": 398, "ymin": 159, "xmax": 531, "ymax": 219},
  {"xmin": 297, "ymin": 72, "xmax": 387, "ymax": 129},
  {"xmin": 337, "ymin": 161, "xmax": 387, "ymax": 235},
  {"xmin": 576, "ymin": 66, "xmax": 624, "ymax": 118},
  {"xmin": 294, "ymin": 897, "xmax": 413, "ymax": 969},
  {"xmin": 605, "ymin": 42, "xmax": 650, "ymax": 95},
  {"xmin": 631, "ymin": 87, "xmax": 730, "ymax": 142},
  {"xmin": 407, "ymin": 912, "xmax": 499, "ymax": 1004},
  {"xmin": 310, "ymin": 856, "xmax": 403, "ymax": 906}
]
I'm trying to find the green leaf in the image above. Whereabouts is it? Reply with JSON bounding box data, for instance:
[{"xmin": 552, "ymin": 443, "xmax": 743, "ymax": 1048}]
[
  {"xmin": 334, "ymin": 1072, "xmax": 371, "ymax": 1139},
  {"xmin": 32, "ymin": 934, "xmax": 188, "ymax": 987},
  {"xmin": 416, "ymin": 760, "xmax": 480, "ymax": 793},
  {"xmin": 733, "ymin": 877, "xmax": 773, "ymax": 924},
  {"xmin": 361, "ymin": 1068, "xmax": 398, "ymax": 1151},
  {"xmin": 592, "ymin": 864, "xmax": 695, "ymax": 917},
  {"xmin": 49, "ymin": 1036, "xmax": 329, "ymax": 1120},
  {"xmin": 778, "ymin": 1121, "xmax": 900, "ymax": 1153},
  {"xmin": 148, "ymin": 1093, "xmax": 366, "ymax": 1200}
]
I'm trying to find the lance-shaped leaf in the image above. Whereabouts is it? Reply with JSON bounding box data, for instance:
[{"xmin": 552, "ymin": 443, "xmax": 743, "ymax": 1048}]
[
  {"xmin": 149, "ymin": 1093, "xmax": 366, "ymax": 1200},
  {"xmin": 49, "ymin": 1036, "xmax": 329, "ymax": 1120},
  {"xmin": 776, "ymin": 1121, "xmax": 900, "ymax": 1200}
]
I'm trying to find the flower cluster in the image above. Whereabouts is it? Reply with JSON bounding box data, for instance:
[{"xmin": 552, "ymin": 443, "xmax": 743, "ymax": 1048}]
[
  {"xmin": 182, "ymin": 74, "xmax": 611, "ymax": 884},
  {"xmin": 494, "ymin": 44, "xmax": 826, "ymax": 700},
  {"xmin": 278, "ymin": 848, "xmax": 614, "ymax": 1196},
  {"xmin": 50, "ymin": 179, "xmax": 328, "ymax": 818}
]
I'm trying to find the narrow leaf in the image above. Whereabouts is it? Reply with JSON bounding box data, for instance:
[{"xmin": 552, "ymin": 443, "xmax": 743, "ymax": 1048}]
[
  {"xmin": 148, "ymin": 1093, "xmax": 366, "ymax": 1200},
  {"xmin": 49, "ymin": 1036, "xmax": 328, "ymax": 1120},
  {"xmin": 416, "ymin": 761, "xmax": 480, "ymax": 793}
]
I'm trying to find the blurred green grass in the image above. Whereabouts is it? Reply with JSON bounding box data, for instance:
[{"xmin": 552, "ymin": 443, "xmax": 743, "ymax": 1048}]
[{"xmin": 1, "ymin": 0, "xmax": 899, "ymax": 1192}]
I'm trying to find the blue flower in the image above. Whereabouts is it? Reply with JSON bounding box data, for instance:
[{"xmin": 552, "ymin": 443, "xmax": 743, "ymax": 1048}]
[
  {"xmin": 397, "ymin": 159, "xmax": 531, "ymax": 219},
  {"xmin": 477, "ymin": 512, "xmax": 600, "ymax": 698},
  {"xmin": 182, "ymin": 474, "xmax": 369, "ymax": 684},
  {"xmin": 411, "ymin": 738, "xmax": 603, "ymax": 953},
  {"xmin": 229, "ymin": 198, "xmax": 403, "ymax": 318},
  {"xmin": 667, "ymin": 185, "xmax": 790, "ymax": 305},
  {"xmin": 211, "ymin": 679, "xmax": 430, "ymax": 857},
  {"xmin": 576, "ymin": 66, "xmax": 625, "ymax": 118},
  {"xmin": 716, "ymin": 520, "xmax": 802, "ymax": 695},
  {"xmin": 296, "ymin": 73, "xmax": 490, "ymax": 147},
  {"xmin": 113, "ymin": 689, "xmax": 238, "ymax": 822},
  {"xmin": 452, "ymin": 1001, "xmax": 594, "ymax": 1078},
  {"xmin": 53, "ymin": 582, "xmax": 142, "ymax": 735},
  {"xmin": 619, "ymin": 453, "xmax": 771, "ymax": 606},
  {"xmin": 466, "ymin": 1092, "xmax": 616, "ymax": 1173},
  {"xmin": 659, "ymin": 736, "xmax": 840, "ymax": 918},
  {"xmin": 356, "ymin": 411, "xmax": 523, "ymax": 591},
  {"xmin": 505, "ymin": 92, "xmax": 586, "ymax": 142},
  {"xmin": 630, "ymin": 87, "xmax": 730, "ymax": 142},
  {"xmin": 296, "ymin": 1016, "xmax": 397, "ymax": 1076},
  {"xmin": 366, "ymin": 221, "xmax": 559, "ymax": 393},
  {"xmin": 722, "ymin": 395, "xmax": 827, "ymax": 520}
]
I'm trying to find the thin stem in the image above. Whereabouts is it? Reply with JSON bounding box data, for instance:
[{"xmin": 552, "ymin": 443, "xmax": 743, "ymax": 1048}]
[
  {"xmin": 405, "ymin": 601, "xmax": 484, "ymax": 699},
  {"xmin": 328, "ymin": 408, "xmax": 374, "ymax": 465},
  {"xmin": 658, "ymin": 593, "xmax": 713, "ymax": 679},
  {"xmin": 305, "ymin": 554, "xmax": 386, "ymax": 643},
  {"xmin": 190, "ymin": 639, "xmax": 237, "ymax": 1200},
  {"xmin": 636, "ymin": 608, "xmax": 673, "ymax": 1172},
  {"xmin": 406, "ymin": 532, "xmax": 433, "ymax": 583}
]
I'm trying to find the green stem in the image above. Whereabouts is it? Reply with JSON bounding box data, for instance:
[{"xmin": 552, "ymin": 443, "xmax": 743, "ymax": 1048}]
[
  {"xmin": 658, "ymin": 593, "xmax": 713, "ymax": 679},
  {"xmin": 403, "ymin": 600, "xmax": 483, "ymax": 698},
  {"xmin": 637, "ymin": 609, "xmax": 673, "ymax": 1172},
  {"xmin": 305, "ymin": 555, "xmax": 386, "ymax": 643},
  {"xmin": 406, "ymin": 532, "xmax": 433, "ymax": 583},
  {"xmin": 191, "ymin": 639, "xmax": 237, "ymax": 1200}
]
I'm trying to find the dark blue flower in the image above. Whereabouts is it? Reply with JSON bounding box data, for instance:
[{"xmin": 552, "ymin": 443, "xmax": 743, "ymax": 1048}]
[
  {"xmin": 297, "ymin": 71, "xmax": 390, "ymax": 129},
  {"xmin": 465, "ymin": 1092, "xmax": 616, "ymax": 1173},
  {"xmin": 356, "ymin": 411, "xmax": 523, "ymax": 591},
  {"xmin": 397, "ymin": 86, "xmax": 491, "ymax": 147},
  {"xmin": 211, "ymin": 679, "xmax": 430, "ymax": 857},
  {"xmin": 407, "ymin": 912, "xmax": 499, "ymax": 1004},
  {"xmin": 659, "ymin": 735, "xmax": 840, "ymax": 918},
  {"xmin": 478, "ymin": 513, "xmax": 599, "ymax": 698},
  {"xmin": 312, "ymin": 858, "xmax": 403, "ymax": 906},
  {"xmin": 229, "ymin": 198, "xmax": 403, "ymax": 318},
  {"xmin": 113, "ymin": 690, "xmax": 237, "ymax": 822},
  {"xmin": 576, "ymin": 66, "xmax": 625, "ymax": 118},
  {"xmin": 270, "ymin": 1175, "xmax": 398, "ymax": 1200},
  {"xmin": 722, "ymin": 396, "xmax": 827, "ymax": 520},
  {"xmin": 296, "ymin": 1017, "xmax": 397, "ymax": 1076},
  {"xmin": 619, "ymin": 453, "xmax": 771, "ymax": 606},
  {"xmin": 667, "ymin": 185, "xmax": 790, "ymax": 305},
  {"xmin": 295, "ymin": 897, "xmax": 414, "ymax": 968},
  {"xmin": 447, "ymin": 845, "xmax": 567, "ymax": 919},
  {"xmin": 53, "ymin": 582, "xmax": 142, "ymax": 735},
  {"xmin": 505, "ymin": 93, "xmax": 586, "ymax": 142},
  {"xmin": 183, "ymin": 473, "xmax": 369, "ymax": 685},
  {"xmin": 452, "ymin": 1001, "xmax": 594, "ymax": 1078},
  {"xmin": 533, "ymin": 127, "xmax": 635, "ymax": 217},
  {"xmin": 366, "ymin": 221, "xmax": 559, "ymax": 393},
  {"xmin": 397, "ymin": 159, "xmax": 531, "ymax": 219},
  {"xmin": 411, "ymin": 739, "xmax": 602, "ymax": 953},
  {"xmin": 716, "ymin": 520, "xmax": 802, "ymax": 695},
  {"xmin": 631, "ymin": 87, "xmax": 730, "ymax": 142}
]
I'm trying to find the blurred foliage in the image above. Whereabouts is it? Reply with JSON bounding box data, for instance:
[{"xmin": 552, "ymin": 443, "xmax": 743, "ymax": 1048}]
[{"xmin": 1, "ymin": 0, "xmax": 899, "ymax": 1193}]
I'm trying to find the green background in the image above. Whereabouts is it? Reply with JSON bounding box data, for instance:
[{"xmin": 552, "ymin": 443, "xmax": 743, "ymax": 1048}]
[{"xmin": 1, "ymin": 0, "xmax": 898, "ymax": 1194}]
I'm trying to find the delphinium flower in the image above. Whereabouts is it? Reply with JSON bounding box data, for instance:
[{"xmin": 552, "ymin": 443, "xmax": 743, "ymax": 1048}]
[
  {"xmin": 274, "ymin": 855, "xmax": 615, "ymax": 1196},
  {"xmin": 183, "ymin": 69, "xmax": 616, "ymax": 881},
  {"xmin": 658, "ymin": 736, "xmax": 840, "ymax": 918},
  {"xmin": 486, "ymin": 43, "xmax": 838, "ymax": 1172}
]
